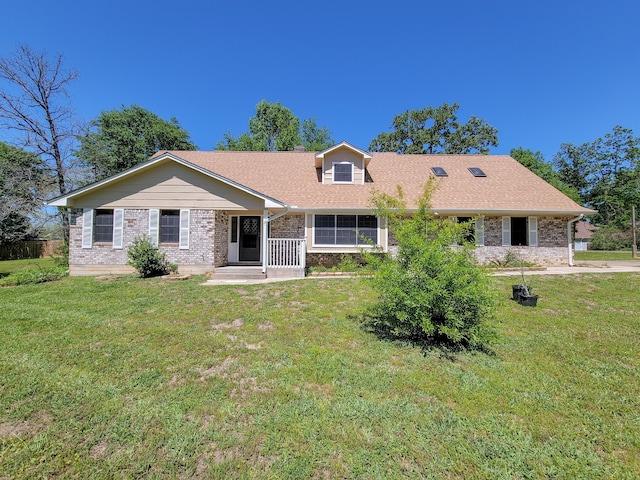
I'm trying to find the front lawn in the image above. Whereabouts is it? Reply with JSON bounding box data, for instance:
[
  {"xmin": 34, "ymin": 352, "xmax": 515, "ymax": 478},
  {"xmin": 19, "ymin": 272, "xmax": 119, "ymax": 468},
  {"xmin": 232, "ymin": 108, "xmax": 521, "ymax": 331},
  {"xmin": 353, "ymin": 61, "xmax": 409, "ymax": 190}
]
[
  {"xmin": 1, "ymin": 272, "xmax": 639, "ymax": 478},
  {"xmin": 574, "ymin": 250, "xmax": 639, "ymax": 261}
]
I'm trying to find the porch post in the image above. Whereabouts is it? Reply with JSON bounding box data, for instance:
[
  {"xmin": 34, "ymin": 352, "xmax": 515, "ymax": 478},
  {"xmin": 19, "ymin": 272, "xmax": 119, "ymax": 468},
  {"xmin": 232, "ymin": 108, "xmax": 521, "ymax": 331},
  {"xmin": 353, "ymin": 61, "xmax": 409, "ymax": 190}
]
[{"xmin": 262, "ymin": 210, "xmax": 269, "ymax": 274}]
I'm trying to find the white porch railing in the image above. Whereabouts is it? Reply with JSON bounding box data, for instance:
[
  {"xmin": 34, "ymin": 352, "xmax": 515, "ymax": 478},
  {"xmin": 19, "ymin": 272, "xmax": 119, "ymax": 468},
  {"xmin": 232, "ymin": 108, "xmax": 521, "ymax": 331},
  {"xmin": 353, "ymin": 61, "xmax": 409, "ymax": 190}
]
[{"xmin": 267, "ymin": 238, "xmax": 306, "ymax": 270}]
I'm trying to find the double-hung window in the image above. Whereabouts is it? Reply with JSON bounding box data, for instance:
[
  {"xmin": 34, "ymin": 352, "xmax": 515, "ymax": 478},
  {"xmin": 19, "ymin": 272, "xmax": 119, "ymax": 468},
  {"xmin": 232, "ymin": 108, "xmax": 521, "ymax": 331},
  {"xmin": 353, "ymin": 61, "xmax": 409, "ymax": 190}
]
[
  {"xmin": 160, "ymin": 210, "xmax": 180, "ymax": 244},
  {"xmin": 314, "ymin": 214, "xmax": 378, "ymax": 246},
  {"xmin": 94, "ymin": 209, "xmax": 114, "ymax": 243},
  {"xmin": 333, "ymin": 162, "xmax": 353, "ymax": 183},
  {"xmin": 82, "ymin": 208, "xmax": 124, "ymax": 249},
  {"xmin": 149, "ymin": 209, "xmax": 190, "ymax": 249}
]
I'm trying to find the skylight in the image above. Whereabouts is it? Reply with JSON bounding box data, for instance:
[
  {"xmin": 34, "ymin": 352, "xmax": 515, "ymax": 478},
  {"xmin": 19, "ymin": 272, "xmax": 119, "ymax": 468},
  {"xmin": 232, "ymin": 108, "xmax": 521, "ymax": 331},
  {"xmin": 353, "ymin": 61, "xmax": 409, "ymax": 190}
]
[
  {"xmin": 431, "ymin": 167, "xmax": 448, "ymax": 177},
  {"xmin": 468, "ymin": 167, "xmax": 486, "ymax": 177}
]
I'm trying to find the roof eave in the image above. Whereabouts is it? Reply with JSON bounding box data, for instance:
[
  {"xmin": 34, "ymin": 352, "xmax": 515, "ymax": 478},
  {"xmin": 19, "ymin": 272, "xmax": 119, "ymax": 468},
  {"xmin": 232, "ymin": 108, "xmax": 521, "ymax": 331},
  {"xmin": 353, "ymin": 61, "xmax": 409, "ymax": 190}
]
[{"xmin": 46, "ymin": 152, "xmax": 287, "ymax": 209}]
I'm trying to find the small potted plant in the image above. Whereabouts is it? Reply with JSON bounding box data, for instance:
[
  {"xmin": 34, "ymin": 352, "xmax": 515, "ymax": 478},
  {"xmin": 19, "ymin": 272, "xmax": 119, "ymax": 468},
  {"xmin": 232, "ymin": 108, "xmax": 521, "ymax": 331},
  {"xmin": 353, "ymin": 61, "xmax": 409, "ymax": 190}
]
[{"xmin": 514, "ymin": 261, "xmax": 538, "ymax": 307}]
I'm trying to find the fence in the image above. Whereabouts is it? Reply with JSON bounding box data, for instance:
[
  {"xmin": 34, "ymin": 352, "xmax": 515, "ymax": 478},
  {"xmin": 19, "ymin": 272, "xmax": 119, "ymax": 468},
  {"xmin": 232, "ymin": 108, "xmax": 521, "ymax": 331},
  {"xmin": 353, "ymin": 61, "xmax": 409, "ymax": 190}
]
[{"xmin": 0, "ymin": 240, "xmax": 62, "ymax": 260}]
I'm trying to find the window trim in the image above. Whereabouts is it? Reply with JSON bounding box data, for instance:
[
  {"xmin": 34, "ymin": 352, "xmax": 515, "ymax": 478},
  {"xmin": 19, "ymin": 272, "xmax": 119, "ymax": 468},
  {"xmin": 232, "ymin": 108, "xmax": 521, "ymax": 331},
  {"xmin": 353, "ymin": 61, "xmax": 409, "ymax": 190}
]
[{"xmin": 332, "ymin": 162, "xmax": 354, "ymax": 184}]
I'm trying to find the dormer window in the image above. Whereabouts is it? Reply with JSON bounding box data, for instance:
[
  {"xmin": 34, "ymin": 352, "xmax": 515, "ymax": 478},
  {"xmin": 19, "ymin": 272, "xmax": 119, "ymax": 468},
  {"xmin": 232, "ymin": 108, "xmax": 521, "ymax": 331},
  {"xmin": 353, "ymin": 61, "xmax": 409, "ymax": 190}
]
[{"xmin": 333, "ymin": 162, "xmax": 353, "ymax": 183}]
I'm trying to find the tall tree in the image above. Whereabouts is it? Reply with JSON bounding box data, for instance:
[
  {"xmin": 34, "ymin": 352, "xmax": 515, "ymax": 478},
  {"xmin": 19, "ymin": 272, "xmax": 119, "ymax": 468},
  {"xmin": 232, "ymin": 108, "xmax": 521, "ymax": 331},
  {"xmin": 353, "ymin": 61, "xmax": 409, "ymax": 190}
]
[
  {"xmin": 554, "ymin": 126, "xmax": 640, "ymax": 226},
  {"xmin": 216, "ymin": 100, "xmax": 334, "ymax": 152},
  {"xmin": 0, "ymin": 142, "xmax": 46, "ymax": 244},
  {"xmin": 0, "ymin": 45, "xmax": 81, "ymax": 239},
  {"xmin": 77, "ymin": 105, "xmax": 197, "ymax": 180},
  {"xmin": 510, "ymin": 147, "xmax": 579, "ymax": 201},
  {"xmin": 369, "ymin": 103, "xmax": 498, "ymax": 154}
]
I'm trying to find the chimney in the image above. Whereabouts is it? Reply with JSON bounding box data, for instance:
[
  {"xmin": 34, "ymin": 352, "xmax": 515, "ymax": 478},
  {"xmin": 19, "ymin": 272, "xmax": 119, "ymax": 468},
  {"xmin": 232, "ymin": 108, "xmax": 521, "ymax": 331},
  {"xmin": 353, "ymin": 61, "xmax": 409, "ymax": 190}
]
[{"xmin": 293, "ymin": 145, "xmax": 305, "ymax": 152}]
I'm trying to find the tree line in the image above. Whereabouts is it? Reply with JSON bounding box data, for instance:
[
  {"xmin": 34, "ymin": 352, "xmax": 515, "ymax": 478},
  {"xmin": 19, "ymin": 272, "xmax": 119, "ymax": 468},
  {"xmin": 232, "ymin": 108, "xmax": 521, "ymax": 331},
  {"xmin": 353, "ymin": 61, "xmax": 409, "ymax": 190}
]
[{"xmin": 1, "ymin": 45, "xmax": 638, "ymax": 247}]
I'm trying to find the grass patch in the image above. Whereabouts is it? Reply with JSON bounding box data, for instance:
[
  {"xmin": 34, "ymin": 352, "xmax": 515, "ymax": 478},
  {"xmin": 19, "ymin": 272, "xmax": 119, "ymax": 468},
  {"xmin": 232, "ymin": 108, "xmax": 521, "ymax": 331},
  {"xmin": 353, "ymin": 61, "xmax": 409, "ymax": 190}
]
[
  {"xmin": 0, "ymin": 258, "xmax": 55, "ymax": 278},
  {"xmin": 575, "ymin": 250, "xmax": 639, "ymax": 261},
  {"xmin": 1, "ymin": 273, "xmax": 639, "ymax": 477}
]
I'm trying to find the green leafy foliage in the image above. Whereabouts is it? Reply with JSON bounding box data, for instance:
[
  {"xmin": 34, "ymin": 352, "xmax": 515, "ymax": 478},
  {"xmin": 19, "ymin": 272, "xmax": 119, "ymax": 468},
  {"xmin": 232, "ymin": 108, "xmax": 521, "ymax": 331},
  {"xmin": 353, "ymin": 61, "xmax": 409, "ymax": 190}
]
[
  {"xmin": 554, "ymin": 126, "xmax": 640, "ymax": 227},
  {"xmin": 0, "ymin": 265, "xmax": 68, "ymax": 286},
  {"xmin": 216, "ymin": 100, "xmax": 334, "ymax": 152},
  {"xmin": 589, "ymin": 225, "xmax": 634, "ymax": 250},
  {"xmin": 126, "ymin": 236, "xmax": 177, "ymax": 278},
  {"xmin": 363, "ymin": 184, "xmax": 496, "ymax": 349},
  {"xmin": 369, "ymin": 103, "xmax": 498, "ymax": 154},
  {"xmin": 510, "ymin": 147, "xmax": 580, "ymax": 201},
  {"xmin": 0, "ymin": 142, "xmax": 47, "ymax": 244},
  {"xmin": 77, "ymin": 105, "xmax": 196, "ymax": 180}
]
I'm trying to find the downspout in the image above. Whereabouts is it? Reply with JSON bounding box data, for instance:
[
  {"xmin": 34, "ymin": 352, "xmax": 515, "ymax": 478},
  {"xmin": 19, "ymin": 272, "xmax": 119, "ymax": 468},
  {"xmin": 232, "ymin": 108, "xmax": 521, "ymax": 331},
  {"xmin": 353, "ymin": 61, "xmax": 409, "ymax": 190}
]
[
  {"xmin": 262, "ymin": 205, "xmax": 291, "ymax": 274},
  {"xmin": 567, "ymin": 214, "xmax": 584, "ymax": 266}
]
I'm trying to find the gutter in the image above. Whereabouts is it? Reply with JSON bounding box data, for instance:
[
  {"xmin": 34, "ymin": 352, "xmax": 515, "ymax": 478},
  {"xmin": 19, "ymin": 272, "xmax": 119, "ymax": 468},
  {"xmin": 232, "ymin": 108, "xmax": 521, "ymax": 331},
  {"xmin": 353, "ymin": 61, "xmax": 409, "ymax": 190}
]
[{"xmin": 567, "ymin": 214, "xmax": 584, "ymax": 266}]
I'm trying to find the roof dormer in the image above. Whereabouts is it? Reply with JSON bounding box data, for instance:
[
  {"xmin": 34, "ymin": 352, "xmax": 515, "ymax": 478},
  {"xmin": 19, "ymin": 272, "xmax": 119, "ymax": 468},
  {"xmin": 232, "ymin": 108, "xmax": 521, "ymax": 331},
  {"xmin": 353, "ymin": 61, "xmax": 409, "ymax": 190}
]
[{"xmin": 315, "ymin": 141, "xmax": 372, "ymax": 185}]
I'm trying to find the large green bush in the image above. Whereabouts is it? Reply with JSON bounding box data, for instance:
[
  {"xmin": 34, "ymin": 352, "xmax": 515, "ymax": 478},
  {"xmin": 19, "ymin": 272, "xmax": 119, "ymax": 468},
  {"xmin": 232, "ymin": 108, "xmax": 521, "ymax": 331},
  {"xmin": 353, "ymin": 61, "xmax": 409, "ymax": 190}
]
[
  {"xmin": 363, "ymin": 185, "xmax": 495, "ymax": 349},
  {"xmin": 589, "ymin": 225, "xmax": 633, "ymax": 250},
  {"xmin": 127, "ymin": 236, "xmax": 177, "ymax": 278}
]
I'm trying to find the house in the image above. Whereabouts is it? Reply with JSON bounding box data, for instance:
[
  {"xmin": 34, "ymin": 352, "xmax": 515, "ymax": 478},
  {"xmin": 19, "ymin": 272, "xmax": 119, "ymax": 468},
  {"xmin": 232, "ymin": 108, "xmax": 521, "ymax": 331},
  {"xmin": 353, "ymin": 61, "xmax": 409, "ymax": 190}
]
[
  {"xmin": 574, "ymin": 221, "xmax": 598, "ymax": 251},
  {"xmin": 48, "ymin": 142, "xmax": 595, "ymax": 277}
]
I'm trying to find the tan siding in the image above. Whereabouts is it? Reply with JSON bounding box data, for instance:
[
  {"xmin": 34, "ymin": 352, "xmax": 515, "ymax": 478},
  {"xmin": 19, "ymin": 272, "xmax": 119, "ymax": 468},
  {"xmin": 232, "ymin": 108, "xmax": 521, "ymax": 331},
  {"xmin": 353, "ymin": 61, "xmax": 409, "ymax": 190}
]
[
  {"xmin": 68, "ymin": 161, "xmax": 265, "ymax": 210},
  {"xmin": 322, "ymin": 149, "xmax": 364, "ymax": 184}
]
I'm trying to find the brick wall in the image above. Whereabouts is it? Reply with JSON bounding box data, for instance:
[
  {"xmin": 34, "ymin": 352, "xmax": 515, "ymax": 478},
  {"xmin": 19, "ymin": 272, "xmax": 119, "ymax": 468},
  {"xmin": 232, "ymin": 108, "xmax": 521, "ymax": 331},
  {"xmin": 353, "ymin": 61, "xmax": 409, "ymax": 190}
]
[
  {"xmin": 213, "ymin": 211, "xmax": 229, "ymax": 267},
  {"xmin": 269, "ymin": 214, "xmax": 305, "ymax": 238},
  {"xmin": 69, "ymin": 209, "xmax": 217, "ymax": 275},
  {"xmin": 477, "ymin": 215, "xmax": 570, "ymax": 265}
]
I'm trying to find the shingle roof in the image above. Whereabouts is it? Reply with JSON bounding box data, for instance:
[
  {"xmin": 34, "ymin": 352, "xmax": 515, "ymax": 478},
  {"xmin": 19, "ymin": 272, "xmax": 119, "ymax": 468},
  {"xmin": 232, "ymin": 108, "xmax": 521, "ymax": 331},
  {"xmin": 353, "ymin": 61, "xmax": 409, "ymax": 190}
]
[{"xmin": 158, "ymin": 150, "xmax": 594, "ymax": 215}]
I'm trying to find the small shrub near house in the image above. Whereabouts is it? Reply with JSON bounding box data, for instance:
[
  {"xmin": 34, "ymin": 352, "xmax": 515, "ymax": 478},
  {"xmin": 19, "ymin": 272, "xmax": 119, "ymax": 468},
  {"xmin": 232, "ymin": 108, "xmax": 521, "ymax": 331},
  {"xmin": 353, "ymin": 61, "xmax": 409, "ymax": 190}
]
[
  {"xmin": 127, "ymin": 236, "xmax": 177, "ymax": 278},
  {"xmin": 363, "ymin": 184, "xmax": 496, "ymax": 350}
]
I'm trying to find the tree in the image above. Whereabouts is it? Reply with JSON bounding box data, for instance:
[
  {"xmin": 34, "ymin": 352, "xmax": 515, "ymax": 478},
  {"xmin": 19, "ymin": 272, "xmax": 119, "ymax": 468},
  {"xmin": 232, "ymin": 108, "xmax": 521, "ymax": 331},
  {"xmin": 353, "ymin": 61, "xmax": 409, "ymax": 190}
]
[
  {"xmin": 362, "ymin": 183, "xmax": 495, "ymax": 350},
  {"xmin": 77, "ymin": 105, "xmax": 196, "ymax": 180},
  {"xmin": 369, "ymin": 103, "xmax": 498, "ymax": 154},
  {"xmin": 216, "ymin": 100, "xmax": 334, "ymax": 152},
  {"xmin": 301, "ymin": 118, "xmax": 334, "ymax": 152},
  {"xmin": 0, "ymin": 45, "xmax": 82, "ymax": 239},
  {"xmin": 0, "ymin": 142, "xmax": 47, "ymax": 244},
  {"xmin": 510, "ymin": 147, "xmax": 579, "ymax": 201},
  {"xmin": 554, "ymin": 126, "xmax": 640, "ymax": 226}
]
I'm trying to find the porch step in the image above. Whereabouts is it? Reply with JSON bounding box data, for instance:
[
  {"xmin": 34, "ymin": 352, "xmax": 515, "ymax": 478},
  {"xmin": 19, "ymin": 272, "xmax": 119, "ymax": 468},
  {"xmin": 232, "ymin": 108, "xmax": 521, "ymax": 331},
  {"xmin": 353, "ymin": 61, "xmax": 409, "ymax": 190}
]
[{"xmin": 209, "ymin": 266, "xmax": 266, "ymax": 281}]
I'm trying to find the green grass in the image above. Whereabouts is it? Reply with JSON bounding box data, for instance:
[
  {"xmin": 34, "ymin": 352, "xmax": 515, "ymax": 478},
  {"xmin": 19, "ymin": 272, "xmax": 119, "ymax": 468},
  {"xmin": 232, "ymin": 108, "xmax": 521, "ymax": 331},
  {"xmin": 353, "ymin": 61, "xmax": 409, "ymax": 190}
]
[
  {"xmin": 1, "ymin": 271, "xmax": 639, "ymax": 478},
  {"xmin": 574, "ymin": 250, "xmax": 639, "ymax": 261},
  {"xmin": 0, "ymin": 257, "xmax": 55, "ymax": 277}
]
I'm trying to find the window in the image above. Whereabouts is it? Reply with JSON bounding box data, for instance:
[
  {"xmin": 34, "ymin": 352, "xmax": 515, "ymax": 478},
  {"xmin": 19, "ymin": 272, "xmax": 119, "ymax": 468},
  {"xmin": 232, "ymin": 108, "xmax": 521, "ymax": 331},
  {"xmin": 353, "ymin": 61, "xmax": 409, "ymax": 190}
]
[
  {"xmin": 333, "ymin": 162, "xmax": 353, "ymax": 183},
  {"xmin": 314, "ymin": 214, "xmax": 378, "ymax": 245},
  {"xmin": 149, "ymin": 209, "xmax": 189, "ymax": 249},
  {"xmin": 456, "ymin": 216, "xmax": 475, "ymax": 244},
  {"xmin": 431, "ymin": 167, "xmax": 448, "ymax": 177},
  {"xmin": 82, "ymin": 208, "xmax": 123, "ymax": 249},
  {"xmin": 160, "ymin": 210, "xmax": 180, "ymax": 243},
  {"xmin": 468, "ymin": 167, "xmax": 486, "ymax": 177},
  {"xmin": 94, "ymin": 209, "xmax": 113, "ymax": 243},
  {"xmin": 502, "ymin": 216, "xmax": 538, "ymax": 246},
  {"xmin": 230, "ymin": 216, "xmax": 238, "ymax": 243}
]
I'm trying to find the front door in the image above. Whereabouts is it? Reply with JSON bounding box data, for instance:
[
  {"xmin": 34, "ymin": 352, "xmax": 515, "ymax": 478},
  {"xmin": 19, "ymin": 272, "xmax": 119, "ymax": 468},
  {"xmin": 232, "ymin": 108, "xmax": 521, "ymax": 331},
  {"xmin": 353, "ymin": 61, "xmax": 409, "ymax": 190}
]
[{"xmin": 239, "ymin": 216, "xmax": 261, "ymax": 262}]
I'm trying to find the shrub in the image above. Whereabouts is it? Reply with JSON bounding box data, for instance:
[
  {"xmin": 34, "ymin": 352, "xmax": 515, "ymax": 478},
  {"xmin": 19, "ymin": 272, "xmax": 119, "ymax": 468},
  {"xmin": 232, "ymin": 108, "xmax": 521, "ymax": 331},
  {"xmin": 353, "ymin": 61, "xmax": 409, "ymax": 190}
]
[
  {"xmin": 0, "ymin": 266, "xmax": 68, "ymax": 286},
  {"xmin": 590, "ymin": 225, "xmax": 633, "ymax": 250},
  {"xmin": 363, "ymin": 184, "xmax": 496, "ymax": 349},
  {"xmin": 127, "ymin": 236, "xmax": 177, "ymax": 278}
]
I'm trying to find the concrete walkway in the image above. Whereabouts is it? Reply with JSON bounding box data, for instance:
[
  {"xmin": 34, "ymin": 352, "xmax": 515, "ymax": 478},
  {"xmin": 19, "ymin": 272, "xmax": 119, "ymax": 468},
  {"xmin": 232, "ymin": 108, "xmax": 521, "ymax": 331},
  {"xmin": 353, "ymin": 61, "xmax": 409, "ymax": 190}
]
[{"xmin": 202, "ymin": 260, "xmax": 640, "ymax": 285}]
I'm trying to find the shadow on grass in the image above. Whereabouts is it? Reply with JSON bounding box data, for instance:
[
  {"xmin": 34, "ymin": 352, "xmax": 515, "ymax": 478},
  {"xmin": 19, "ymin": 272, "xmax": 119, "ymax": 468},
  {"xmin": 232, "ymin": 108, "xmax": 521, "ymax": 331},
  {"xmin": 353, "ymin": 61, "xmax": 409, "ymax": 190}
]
[{"xmin": 352, "ymin": 313, "xmax": 496, "ymax": 360}]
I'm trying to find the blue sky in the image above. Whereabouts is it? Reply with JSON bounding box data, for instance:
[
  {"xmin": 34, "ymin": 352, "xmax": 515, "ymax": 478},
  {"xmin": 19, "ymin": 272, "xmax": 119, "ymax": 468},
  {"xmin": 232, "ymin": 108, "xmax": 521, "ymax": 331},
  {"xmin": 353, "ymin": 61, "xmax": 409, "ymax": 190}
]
[{"xmin": 2, "ymin": 0, "xmax": 639, "ymax": 161}]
